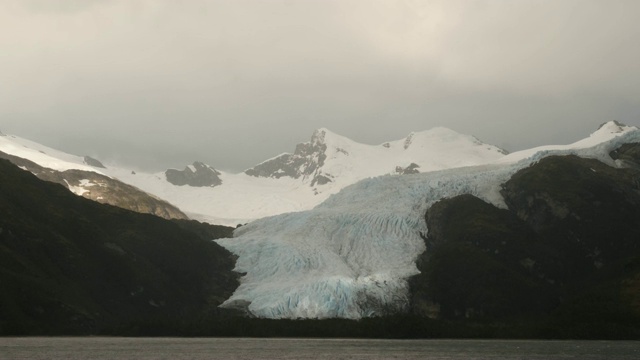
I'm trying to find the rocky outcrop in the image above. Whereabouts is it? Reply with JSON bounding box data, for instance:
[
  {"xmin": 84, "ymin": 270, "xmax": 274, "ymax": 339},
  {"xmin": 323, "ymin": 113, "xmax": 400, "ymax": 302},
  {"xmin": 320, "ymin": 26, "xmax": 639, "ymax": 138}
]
[
  {"xmin": 0, "ymin": 150, "xmax": 188, "ymax": 220},
  {"xmin": 165, "ymin": 161, "xmax": 222, "ymax": 187},
  {"xmin": 395, "ymin": 163, "xmax": 420, "ymax": 175},
  {"xmin": 244, "ymin": 129, "xmax": 330, "ymax": 186},
  {"xmin": 610, "ymin": 143, "xmax": 640, "ymax": 170},
  {"xmin": 411, "ymin": 150, "xmax": 640, "ymax": 325},
  {"xmin": 83, "ymin": 156, "xmax": 106, "ymax": 168}
]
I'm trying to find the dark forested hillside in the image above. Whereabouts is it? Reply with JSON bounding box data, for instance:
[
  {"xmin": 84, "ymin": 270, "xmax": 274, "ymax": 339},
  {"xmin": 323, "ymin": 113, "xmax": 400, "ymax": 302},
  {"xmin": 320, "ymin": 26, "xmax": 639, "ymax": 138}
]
[
  {"xmin": 411, "ymin": 147, "xmax": 640, "ymax": 338},
  {"xmin": 0, "ymin": 159, "xmax": 237, "ymax": 335}
]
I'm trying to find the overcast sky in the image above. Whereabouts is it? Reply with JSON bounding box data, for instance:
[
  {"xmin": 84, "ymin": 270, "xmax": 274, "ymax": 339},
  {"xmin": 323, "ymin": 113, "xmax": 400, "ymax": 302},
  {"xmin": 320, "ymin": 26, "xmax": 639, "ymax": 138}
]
[{"xmin": 1, "ymin": 0, "xmax": 639, "ymax": 172}]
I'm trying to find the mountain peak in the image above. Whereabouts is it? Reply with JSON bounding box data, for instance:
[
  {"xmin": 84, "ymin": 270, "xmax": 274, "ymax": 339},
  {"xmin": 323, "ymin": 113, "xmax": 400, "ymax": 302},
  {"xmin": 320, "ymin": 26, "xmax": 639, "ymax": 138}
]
[
  {"xmin": 597, "ymin": 120, "xmax": 632, "ymax": 132},
  {"xmin": 310, "ymin": 128, "xmax": 327, "ymax": 146},
  {"xmin": 246, "ymin": 129, "xmax": 332, "ymax": 181},
  {"xmin": 592, "ymin": 121, "xmax": 636, "ymax": 139},
  {"xmin": 401, "ymin": 126, "xmax": 500, "ymax": 152},
  {"xmin": 310, "ymin": 128, "xmax": 355, "ymax": 147}
]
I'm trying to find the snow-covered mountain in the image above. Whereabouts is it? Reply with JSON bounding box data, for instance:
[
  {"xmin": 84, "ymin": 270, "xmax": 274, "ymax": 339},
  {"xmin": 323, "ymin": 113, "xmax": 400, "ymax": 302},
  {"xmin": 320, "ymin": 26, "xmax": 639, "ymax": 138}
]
[
  {"xmin": 245, "ymin": 127, "xmax": 507, "ymax": 185},
  {"xmin": 0, "ymin": 126, "xmax": 506, "ymax": 226},
  {"xmin": 215, "ymin": 121, "xmax": 639, "ymax": 319},
  {"xmin": 1, "ymin": 123, "xmax": 632, "ymax": 228},
  {"xmin": 0, "ymin": 133, "xmax": 188, "ymax": 220},
  {"xmin": 107, "ymin": 127, "xmax": 507, "ymax": 225},
  {"xmin": 1, "ymin": 121, "xmax": 638, "ymax": 320}
]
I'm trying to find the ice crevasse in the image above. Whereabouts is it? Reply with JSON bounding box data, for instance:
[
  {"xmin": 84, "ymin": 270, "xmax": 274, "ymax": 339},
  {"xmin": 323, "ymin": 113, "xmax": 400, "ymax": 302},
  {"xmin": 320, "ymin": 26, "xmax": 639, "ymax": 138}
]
[{"xmin": 216, "ymin": 125, "xmax": 640, "ymax": 319}]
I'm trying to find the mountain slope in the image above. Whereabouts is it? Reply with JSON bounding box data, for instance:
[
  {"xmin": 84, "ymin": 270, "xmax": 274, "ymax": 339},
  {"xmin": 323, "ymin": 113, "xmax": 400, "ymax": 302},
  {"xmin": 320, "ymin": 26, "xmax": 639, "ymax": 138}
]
[
  {"xmin": 215, "ymin": 121, "xmax": 640, "ymax": 319},
  {"xmin": 410, "ymin": 152, "xmax": 640, "ymax": 337},
  {"xmin": 1, "ymin": 127, "xmax": 507, "ymax": 226},
  {"xmin": 244, "ymin": 127, "xmax": 506, "ymax": 184},
  {"xmin": 109, "ymin": 127, "xmax": 507, "ymax": 225},
  {"xmin": 0, "ymin": 134, "xmax": 187, "ymax": 220},
  {"xmin": 0, "ymin": 158, "xmax": 236, "ymax": 335}
]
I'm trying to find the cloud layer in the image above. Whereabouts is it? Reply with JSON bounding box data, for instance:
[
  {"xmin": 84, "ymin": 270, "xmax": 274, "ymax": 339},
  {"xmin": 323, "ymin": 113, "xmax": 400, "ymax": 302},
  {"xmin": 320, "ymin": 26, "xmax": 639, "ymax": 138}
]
[{"xmin": 1, "ymin": 0, "xmax": 639, "ymax": 171}]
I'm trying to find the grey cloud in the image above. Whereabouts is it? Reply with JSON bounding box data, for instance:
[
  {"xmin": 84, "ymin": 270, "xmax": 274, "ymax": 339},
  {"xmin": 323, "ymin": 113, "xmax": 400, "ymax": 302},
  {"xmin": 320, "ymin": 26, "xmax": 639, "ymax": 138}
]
[{"xmin": 1, "ymin": 0, "xmax": 639, "ymax": 172}]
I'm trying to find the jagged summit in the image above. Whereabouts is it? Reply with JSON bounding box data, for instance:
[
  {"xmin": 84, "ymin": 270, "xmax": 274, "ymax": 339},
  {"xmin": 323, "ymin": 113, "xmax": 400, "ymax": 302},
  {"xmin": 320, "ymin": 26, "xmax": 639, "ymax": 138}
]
[
  {"xmin": 244, "ymin": 126, "xmax": 505, "ymax": 186},
  {"xmin": 165, "ymin": 161, "xmax": 222, "ymax": 187},
  {"xmin": 310, "ymin": 128, "xmax": 330, "ymax": 145},
  {"xmin": 244, "ymin": 128, "xmax": 336, "ymax": 183},
  {"xmin": 310, "ymin": 127, "xmax": 359, "ymax": 147}
]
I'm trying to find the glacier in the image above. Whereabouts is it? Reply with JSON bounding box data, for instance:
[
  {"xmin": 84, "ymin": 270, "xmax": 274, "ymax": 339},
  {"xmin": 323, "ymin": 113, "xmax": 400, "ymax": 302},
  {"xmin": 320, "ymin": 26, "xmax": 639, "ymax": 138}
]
[{"xmin": 216, "ymin": 122, "xmax": 640, "ymax": 319}]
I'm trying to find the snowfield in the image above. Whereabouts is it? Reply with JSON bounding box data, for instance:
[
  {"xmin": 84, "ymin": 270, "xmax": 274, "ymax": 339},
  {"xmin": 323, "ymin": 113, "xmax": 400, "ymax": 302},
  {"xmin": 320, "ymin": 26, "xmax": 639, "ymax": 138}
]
[{"xmin": 216, "ymin": 122, "xmax": 639, "ymax": 319}]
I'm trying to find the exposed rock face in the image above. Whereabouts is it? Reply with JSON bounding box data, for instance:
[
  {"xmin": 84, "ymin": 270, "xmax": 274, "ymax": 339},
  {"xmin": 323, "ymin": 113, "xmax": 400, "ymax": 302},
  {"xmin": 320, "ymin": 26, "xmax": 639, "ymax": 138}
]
[
  {"xmin": 395, "ymin": 163, "xmax": 420, "ymax": 175},
  {"xmin": 310, "ymin": 174, "xmax": 333, "ymax": 186},
  {"xmin": 411, "ymin": 150, "xmax": 640, "ymax": 323},
  {"xmin": 244, "ymin": 129, "xmax": 329, "ymax": 186},
  {"xmin": 610, "ymin": 143, "xmax": 640, "ymax": 170},
  {"xmin": 501, "ymin": 155, "xmax": 640, "ymax": 250},
  {"xmin": 83, "ymin": 156, "xmax": 106, "ymax": 168},
  {"xmin": 413, "ymin": 194, "xmax": 557, "ymax": 320},
  {"xmin": 165, "ymin": 161, "xmax": 222, "ymax": 187},
  {"xmin": 0, "ymin": 150, "xmax": 188, "ymax": 220}
]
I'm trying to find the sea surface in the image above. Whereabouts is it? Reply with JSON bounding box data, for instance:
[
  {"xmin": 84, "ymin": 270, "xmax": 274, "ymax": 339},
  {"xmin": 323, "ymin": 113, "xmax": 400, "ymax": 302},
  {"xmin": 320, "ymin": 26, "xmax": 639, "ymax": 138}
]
[{"xmin": 0, "ymin": 337, "xmax": 638, "ymax": 359}]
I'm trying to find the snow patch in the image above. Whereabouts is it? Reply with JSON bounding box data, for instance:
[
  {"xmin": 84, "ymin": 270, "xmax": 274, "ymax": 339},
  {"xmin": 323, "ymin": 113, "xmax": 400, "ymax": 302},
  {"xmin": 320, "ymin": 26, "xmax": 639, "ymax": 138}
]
[
  {"xmin": 64, "ymin": 180, "xmax": 89, "ymax": 196},
  {"xmin": 79, "ymin": 179, "xmax": 96, "ymax": 187}
]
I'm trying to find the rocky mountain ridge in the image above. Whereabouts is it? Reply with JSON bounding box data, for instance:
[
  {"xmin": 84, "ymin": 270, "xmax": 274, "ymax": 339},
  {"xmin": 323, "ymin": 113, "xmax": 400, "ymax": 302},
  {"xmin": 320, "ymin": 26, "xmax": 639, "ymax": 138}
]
[
  {"xmin": 243, "ymin": 127, "xmax": 507, "ymax": 185},
  {"xmin": 410, "ymin": 148, "xmax": 640, "ymax": 336},
  {"xmin": 244, "ymin": 128, "xmax": 332, "ymax": 186},
  {"xmin": 0, "ymin": 150, "xmax": 187, "ymax": 220}
]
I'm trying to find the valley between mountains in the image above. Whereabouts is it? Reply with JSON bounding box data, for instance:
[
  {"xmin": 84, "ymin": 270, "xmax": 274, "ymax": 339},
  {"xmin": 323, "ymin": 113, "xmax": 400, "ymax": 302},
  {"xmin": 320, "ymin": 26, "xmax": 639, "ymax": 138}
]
[{"xmin": 1, "ymin": 121, "xmax": 639, "ymax": 337}]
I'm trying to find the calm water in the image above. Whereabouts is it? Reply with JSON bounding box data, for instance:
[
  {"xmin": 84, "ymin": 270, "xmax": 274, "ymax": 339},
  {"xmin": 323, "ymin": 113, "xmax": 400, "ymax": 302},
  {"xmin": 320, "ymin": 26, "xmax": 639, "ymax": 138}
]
[{"xmin": 0, "ymin": 338, "xmax": 638, "ymax": 360}]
